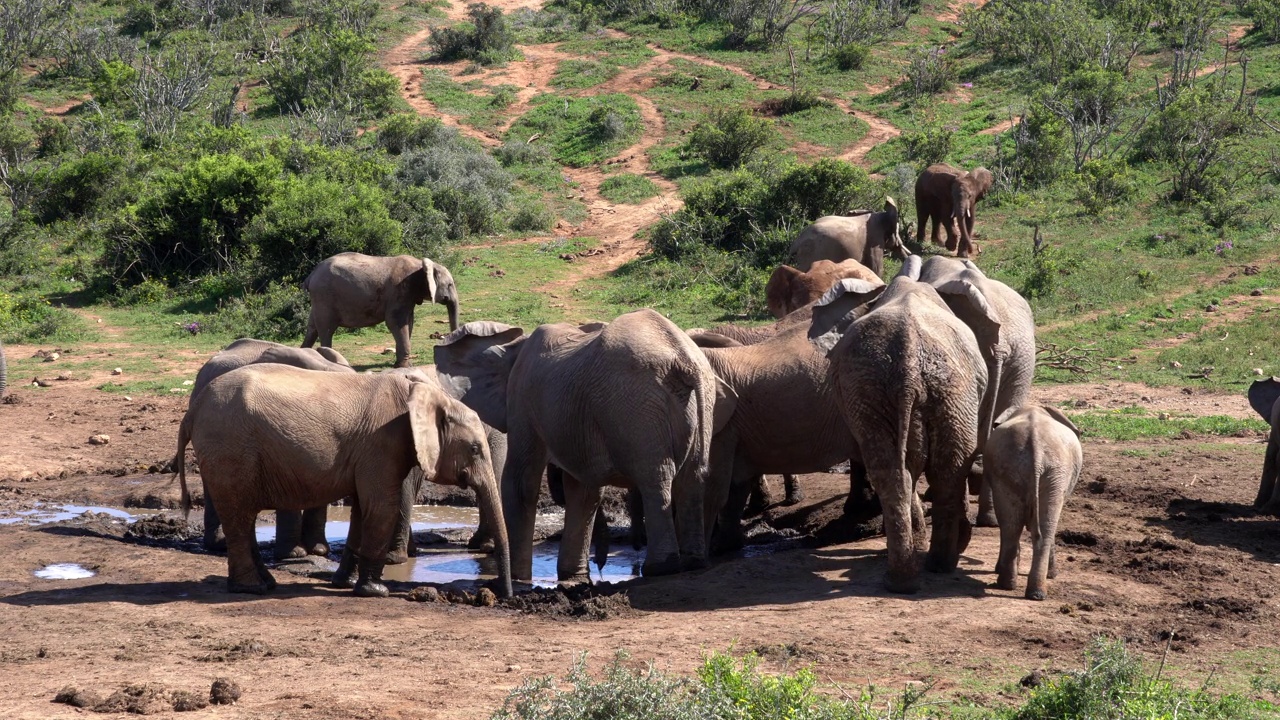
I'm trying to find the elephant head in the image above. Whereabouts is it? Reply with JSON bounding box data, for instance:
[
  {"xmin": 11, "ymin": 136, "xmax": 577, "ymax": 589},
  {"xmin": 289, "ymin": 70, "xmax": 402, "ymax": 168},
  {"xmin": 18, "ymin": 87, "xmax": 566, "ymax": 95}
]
[
  {"xmin": 951, "ymin": 168, "xmax": 993, "ymax": 249},
  {"xmin": 807, "ymin": 277, "xmax": 889, "ymax": 355},
  {"xmin": 880, "ymin": 197, "xmax": 906, "ymax": 260},
  {"xmin": 433, "ymin": 321, "xmax": 527, "ymax": 432},
  {"xmin": 1249, "ymin": 378, "xmax": 1280, "ymax": 423},
  {"xmin": 407, "ymin": 378, "xmax": 512, "ymax": 597},
  {"xmin": 421, "ymin": 259, "xmax": 460, "ymax": 331},
  {"xmin": 1041, "ymin": 405, "xmax": 1081, "ymax": 437}
]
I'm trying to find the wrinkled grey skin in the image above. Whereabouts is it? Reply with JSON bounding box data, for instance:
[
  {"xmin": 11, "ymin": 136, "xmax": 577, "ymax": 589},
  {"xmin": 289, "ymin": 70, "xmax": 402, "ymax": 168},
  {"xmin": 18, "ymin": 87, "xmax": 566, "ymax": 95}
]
[
  {"xmin": 789, "ymin": 198, "xmax": 905, "ymax": 276},
  {"xmin": 0, "ymin": 338, "xmax": 7, "ymax": 398},
  {"xmin": 382, "ymin": 365, "xmax": 507, "ymax": 562},
  {"xmin": 918, "ymin": 257, "xmax": 1036, "ymax": 527},
  {"xmin": 191, "ymin": 338, "xmax": 356, "ymax": 557},
  {"xmin": 1247, "ymin": 378, "xmax": 1280, "ymax": 513},
  {"xmin": 174, "ymin": 365, "xmax": 511, "ymax": 598},
  {"xmin": 302, "ymin": 252, "xmax": 460, "ymax": 368},
  {"xmin": 986, "ymin": 405, "xmax": 1082, "ymax": 600},
  {"xmin": 915, "ymin": 164, "xmax": 993, "ymax": 258},
  {"xmin": 434, "ymin": 311, "xmax": 731, "ymax": 584},
  {"xmin": 694, "ymin": 282, "xmax": 885, "ymax": 553},
  {"xmin": 810, "ymin": 257, "xmax": 990, "ymax": 593}
]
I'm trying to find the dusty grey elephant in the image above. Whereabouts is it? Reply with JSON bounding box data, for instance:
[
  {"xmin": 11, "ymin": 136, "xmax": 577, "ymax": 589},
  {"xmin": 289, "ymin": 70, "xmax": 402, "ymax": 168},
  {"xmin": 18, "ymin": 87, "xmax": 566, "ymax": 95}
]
[
  {"xmin": 302, "ymin": 252, "xmax": 460, "ymax": 369},
  {"xmin": 382, "ymin": 365, "xmax": 507, "ymax": 562},
  {"xmin": 1247, "ymin": 378, "xmax": 1280, "ymax": 513},
  {"xmin": 174, "ymin": 364, "xmax": 511, "ymax": 598},
  {"xmin": 434, "ymin": 311, "xmax": 732, "ymax": 584},
  {"xmin": 919, "ymin": 256, "xmax": 1036, "ymax": 527},
  {"xmin": 789, "ymin": 198, "xmax": 904, "ymax": 276},
  {"xmin": 765, "ymin": 259, "xmax": 882, "ymax": 320},
  {"xmin": 914, "ymin": 164, "xmax": 993, "ymax": 258},
  {"xmin": 0, "ymin": 338, "xmax": 7, "ymax": 398},
  {"xmin": 693, "ymin": 282, "xmax": 886, "ymax": 553},
  {"xmin": 191, "ymin": 338, "xmax": 356, "ymax": 556},
  {"xmin": 986, "ymin": 405, "xmax": 1082, "ymax": 600},
  {"xmin": 810, "ymin": 256, "xmax": 991, "ymax": 593}
]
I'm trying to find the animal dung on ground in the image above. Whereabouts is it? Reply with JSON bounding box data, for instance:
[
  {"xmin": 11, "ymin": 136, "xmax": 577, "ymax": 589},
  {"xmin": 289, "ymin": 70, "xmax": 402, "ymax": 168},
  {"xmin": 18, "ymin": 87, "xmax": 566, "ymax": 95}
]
[
  {"xmin": 88, "ymin": 435, "xmax": 110, "ymax": 446},
  {"xmin": 43, "ymin": 352, "xmax": 59, "ymax": 362},
  {"xmin": 209, "ymin": 678, "xmax": 241, "ymax": 705},
  {"xmin": 112, "ymin": 368, "xmax": 123, "ymax": 375}
]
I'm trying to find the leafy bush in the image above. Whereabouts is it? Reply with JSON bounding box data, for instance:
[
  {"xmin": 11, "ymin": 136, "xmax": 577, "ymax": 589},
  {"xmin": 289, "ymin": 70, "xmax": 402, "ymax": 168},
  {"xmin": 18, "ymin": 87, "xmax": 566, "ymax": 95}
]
[
  {"xmin": 0, "ymin": 291, "xmax": 83, "ymax": 343},
  {"xmin": 820, "ymin": 0, "xmax": 917, "ymax": 48},
  {"xmin": 1145, "ymin": 70, "xmax": 1254, "ymax": 204},
  {"xmin": 493, "ymin": 139, "xmax": 551, "ymax": 167},
  {"xmin": 1041, "ymin": 66, "xmax": 1129, "ymax": 171},
  {"xmin": 829, "ymin": 43, "xmax": 869, "ymax": 71},
  {"xmin": 1074, "ymin": 158, "xmax": 1135, "ymax": 215},
  {"xmin": 0, "ymin": 215, "xmax": 46, "ymax": 276},
  {"xmin": 904, "ymin": 45, "xmax": 954, "ymax": 97},
  {"xmin": 202, "ymin": 281, "xmax": 311, "ymax": 340},
  {"xmin": 686, "ymin": 107, "xmax": 780, "ymax": 169},
  {"xmin": 963, "ymin": 0, "xmax": 1122, "ymax": 82},
  {"xmin": 90, "ymin": 60, "xmax": 138, "ymax": 106},
  {"xmin": 429, "ymin": 3, "xmax": 516, "ymax": 65},
  {"xmin": 902, "ymin": 124, "xmax": 954, "ymax": 167},
  {"xmin": 376, "ymin": 115, "xmax": 458, "ymax": 155},
  {"xmin": 264, "ymin": 26, "xmax": 391, "ymax": 118},
  {"xmin": 33, "ymin": 153, "xmax": 126, "ymax": 224},
  {"xmin": 507, "ymin": 195, "xmax": 554, "ymax": 232},
  {"xmin": 997, "ymin": 107, "xmax": 1068, "ymax": 191},
  {"xmin": 759, "ymin": 89, "xmax": 834, "ymax": 116},
  {"xmin": 394, "ymin": 141, "xmax": 513, "ymax": 239},
  {"xmin": 599, "ymin": 173, "xmax": 660, "ymax": 204},
  {"xmin": 1240, "ymin": 0, "xmax": 1280, "ymax": 40}
]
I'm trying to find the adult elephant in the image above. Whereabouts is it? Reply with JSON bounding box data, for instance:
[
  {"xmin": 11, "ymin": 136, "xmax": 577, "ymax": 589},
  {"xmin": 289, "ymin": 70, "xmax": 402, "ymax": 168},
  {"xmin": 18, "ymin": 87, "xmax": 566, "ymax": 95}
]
[
  {"xmin": 765, "ymin": 259, "xmax": 882, "ymax": 319},
  {"xmin": 434, "ymin": 311, "xmax": 733, "ymax": 584},
  {"xmin": 810, "ymin": 256, "xmax": 991, "ymax": 593},
  {"xmin": 0, "ymin": 338, "xmax": 7, "ymax": 399},
  {"xmin": 1247, "ymin": 378, "xmax": 1280, "ymax": 514},
  {"xmin": 302, "ymin": 252, "xmax": 460, "ymax": 369},
  {"xmin": 919, "ymin": 256, "xmax": 1036, "ymax": 526},
  {"xmin": 914, "ymin": 164, "xmax": 993, "ymax": 258},
  {"xmin": 191, "ymin": 338, "xmax": 356, "ymax": 556},
  {"xmin": 174, "ymin": 365, "xmax": 511, "ymax": 598},
  {"xmin": 789, "ymin": 198, "xmax": 904, "ymax": 276}
]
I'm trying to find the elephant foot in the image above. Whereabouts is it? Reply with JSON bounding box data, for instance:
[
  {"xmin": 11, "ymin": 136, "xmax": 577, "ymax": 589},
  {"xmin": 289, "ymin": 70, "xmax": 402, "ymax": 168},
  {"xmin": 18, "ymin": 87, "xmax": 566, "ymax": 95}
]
[
  {"xmin": 306, "ymin": 542, "xmax": 330, "ymax": 557},
  {"xmin": 385, "ymin": 549, "xmax": 409, "ymax": 566},
  {"xmin": 354, "ymin": 564, "xmax": 389, "ymax": 598},
  {"xmin": 781, "ymin": 490, "xmax": 805, "ymax": 507},
  {"xmin": 273, "ymin": 544, "xmax": 307, "ymax": 562},
  {"xmin": 1025, "ymin": 588, "xmax": 1046, "ymax": 601},
  {"xmin": 924, "ymin": 551, "xmax": 959, "ymax": 574},
  {"xmin": 556, "ymin": 574, "xmax": 592, "ymax": 589},
  {"xmin": 958, "ymin": 518, "xmax": 973, "ymax": 554},
  {"xmin": 884, "ymin": 573, "xmax": 920, "ymax": 595},
  {"xmin": 842, "ymin": 495, "xmax": 883, "ymax": 525},
  {"xmin": 203, "ymin": 537, "xmax": 227, "ymax": 553},
  {"xmin": 974, "ymin": 512, "xmax": 998, "ymax": 528},
  {"xmin": 227, "ymin": 580, "xmax": 270, "ymax": 595},
  {"xmin": 466, "ymin": 530, "xmax": 495, "ymax": 552},
  {"xmin": 680, "ymin": 554, "xmax": 709, "ymax": 572},
  {"xmin": 642, "ymin": 553, "xmax": 681, "ymax": 577},
  {"xmin": 994, "ymin": 575, "xmax": 1016, "ymax": 592},
  {"xmin": 1257, "ymin": 500, "xmax": 1280, "ymax": 517},
  {"xmin": 393, "ymin": 358, "xmax": 412, "ymax": 369},
  {"xmin": 332, "ymin": 551, "xmax": 358, "ymax": 589}
]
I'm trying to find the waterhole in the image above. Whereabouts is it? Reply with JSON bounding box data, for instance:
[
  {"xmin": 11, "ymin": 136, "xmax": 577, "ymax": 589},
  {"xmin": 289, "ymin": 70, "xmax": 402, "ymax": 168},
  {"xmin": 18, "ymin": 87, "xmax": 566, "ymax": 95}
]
[{"xmin": 33, "ymin": 563, "xmax": 96, "ymax": 580}]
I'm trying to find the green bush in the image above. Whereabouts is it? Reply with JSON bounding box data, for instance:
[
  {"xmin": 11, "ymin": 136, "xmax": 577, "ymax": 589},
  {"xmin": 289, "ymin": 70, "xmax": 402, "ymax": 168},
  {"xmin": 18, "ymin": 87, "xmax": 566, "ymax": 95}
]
[
  {"xmin": 963, "ymin": 0, "xmax": 1115, "ymax": 82},
  {"xmin": 905, "ymin": 45, "xmax": 954, "ymax": 97},
  {"xmin": 507, "ymin": 195, "xmax": 555, "ymax": 232},
  {"xmin": 686, "ymin": 107, "xmax": 780, "ymax": 169},
  {"xmin": 376, "ymin": 115, "xmax": 457, "ymax": 155},
  {"xmin": 429, "ymin": 3, "xmax": 516, "ymax": 65},
  {"xmin": 998, "ymin": 107, "xmax": 1067, "ymax": 190},
  {"xmin": 759, "ymin": 89, "xmax": 834, "ymax": 116},
  {"xmin": 0, "ymin": 216, "xmax": 47, "ymax": 277},
  {"xmin": 90, "ymin": 60, "xmax": 138, "ymax": 106},
  {"xmin": 202, "ymin": 281, "xmax": 311, "ymax": 341},
  {"xmin": 493, "ymin": 139, "xmax": 551, "ymax": 166},
  {"xmin": 34, "ymin": 153, "xmax": 126, "ymax": 224},
  {"xmin": 829, "ymin": 43, "xmax": 869, "ymax": 71},
  {"xmin": 505, "ymin": 94, "xmax": 641, "ymax": 167},
  {"xmin": 1073, "ymin": 158, "xmax": 1136, "ymax": 215},
  {"xmin": 245, "ymin": 176, "xmax": 402, "ymax": 282},
  {"xmin": 264, "ymin": 28, "xmax": 388, "ymax": 117},
  {"xmin": 394, "ymin": 142, "xmax": 513, "ymax": 239},
  {"xmin": 902, "ymin": 124, "xmax": 954, "ymax": 167},
  {"xmin": 0, "ymin": 291, "xmax": 84, "ymax": 343},
  {"xmin": 1241, "ymin": 0, "xmax": 1280, "ymax": 40}
]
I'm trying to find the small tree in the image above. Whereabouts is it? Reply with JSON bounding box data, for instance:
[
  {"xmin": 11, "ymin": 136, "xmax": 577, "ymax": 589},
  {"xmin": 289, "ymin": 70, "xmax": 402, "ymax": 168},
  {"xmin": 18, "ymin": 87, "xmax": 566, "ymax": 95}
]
[
  {"xmin": 129, "ymin": 49, "xmax": 213, "ymax": 143},
  {"xmin": 0, "ymin": 0, "xmax": 73, "ymax": 110},
  {"xmin": 1039, "ymin": 66, "xmax": 1135, "ymax": 171},
  {"xmin": 428, "ymin": 3, "xmax": 515, "ymax": 65},
  {"xmin": 686, "ymin": 107, "xmax": 780, "ymax": 169}
]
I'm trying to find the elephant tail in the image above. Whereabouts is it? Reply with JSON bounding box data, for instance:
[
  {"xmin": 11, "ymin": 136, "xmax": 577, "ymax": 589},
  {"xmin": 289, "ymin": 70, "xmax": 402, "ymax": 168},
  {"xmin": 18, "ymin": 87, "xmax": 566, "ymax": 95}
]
[
  {"xmin": 663, "ymin": 361, "xmax": 711, "ymax": 481},
  {"xmin": 172, "ymin": 410, "xmax": 194, "ymax": 521}
]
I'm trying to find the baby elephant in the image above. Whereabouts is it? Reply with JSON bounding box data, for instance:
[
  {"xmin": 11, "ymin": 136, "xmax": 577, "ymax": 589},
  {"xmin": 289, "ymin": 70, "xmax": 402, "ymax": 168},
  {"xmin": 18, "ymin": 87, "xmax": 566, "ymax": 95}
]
[{"xmin": 985, "ymin": 405, "xmax": 1082, "ymax": 601}]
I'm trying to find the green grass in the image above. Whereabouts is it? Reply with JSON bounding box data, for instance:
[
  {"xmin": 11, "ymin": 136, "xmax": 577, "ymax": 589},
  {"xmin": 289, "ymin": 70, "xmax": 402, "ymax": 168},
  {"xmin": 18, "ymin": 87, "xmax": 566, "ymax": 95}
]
[
  {"xmin": 550, "ymin": 59, "xmax": 621, "ymax": 89},
  {"xmin": 598, "ymin": 173, "xmax": 660, "ymax": 204},
  {"xmin": 777, "ymin": 104, "xmax": 870, "ymax": 152},
  {"xmin": 418, "ymin": 71, "xmax": 517, "ymax": 129},
  {"xmin": 504, "ymin": 93, "xmax": 643, "ymax": 167},
  {"xmin": 1064, "ymin": 406, "xmax": 1268, "ymax": 441}
]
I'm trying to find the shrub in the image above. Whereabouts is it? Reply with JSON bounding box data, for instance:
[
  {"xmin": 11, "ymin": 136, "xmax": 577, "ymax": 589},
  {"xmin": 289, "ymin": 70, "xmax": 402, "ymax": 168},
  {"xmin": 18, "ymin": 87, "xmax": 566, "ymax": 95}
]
[
  {"xmin": 1074, "ymin": 158, "xmax": 1135, "ymax": 215},
  {"xmin": 1041, "ymin": 66, "xmax": 1128, "ymax": 171},
  {"xmin": 599, "ymin": 173, "xmax": 660, "ymax": 204},
  {"xmin": 0, "ymin": 215, "xmax": 45, "ymax": 276},
  {"xmin": 1148, "ymin": 71, "xmax": 1254, "ymax": 203},
  {"xmin": 1241, "ymin": 0, "xmax": 1280, "ymax": 40},
  {"xmin": 507, "ymin": 195, "xmax": 554, "ymax": 232},
  {"xmin": 829, "ymin": 42, "xmax": 869, "ymax": 71},
  {"xmin": 429, "ymin": 3, "xmax": 516, "ymax": 65},
  {"xmin": 505, "ymin": 94, "xmax": 641, "ymax": 167},
  {"xmin": 376, "ymin": 115, "xmax": 458, "ymax": 155},
  {"xmin": 33, "ymin": 152, "xmax": 125, "ymax": 224},
  {"xmin": 997, "ymin": 106, "xmax": 1068, "ymax": 190},
  {"xmin": 904, "ymin": 45, "xmax": 954, "ymax": 97},
  {"xmin": 902, "ymin": 124, "xmax": 954, "ymax": 167},
  {"xmin": 686, "ymin": 107, "xmax": 780, "ymax": 169},
  {"xmin": 90, "ymin": 60, "xmax": 138, "ymax": 106},
  {"xmin": 0, "ymin": 291, "xmax": 84, "ymax": 343},
  {"xmin": 493, "ymin": 139, "xmax": 551, "ymax": 166},
  {"xmin": 394, "ymin": 142, "xmax": 513, "ymax": 239},
  {"xmin": 202, "ymin": 281, "xmax": 311, "ymax": 341},
  {"xmin": 821, "ymin": 0, "xmax": 917, "ymax": 47},
  {"xmin": 353, "ymin": 68, "xmax": 401, "ymax": 117},
  {"xmin": 264, "ymin": 28, "xmax": 383, "ymax": 117},
  {"xmin": 758, "ymin": 89, "xmax": 833, "ymax": 116}
]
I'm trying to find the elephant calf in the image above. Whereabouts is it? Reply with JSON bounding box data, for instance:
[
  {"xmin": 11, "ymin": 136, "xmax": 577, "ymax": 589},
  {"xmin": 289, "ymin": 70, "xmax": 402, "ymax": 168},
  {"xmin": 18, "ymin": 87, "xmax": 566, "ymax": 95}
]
[
  {"xmin": 985, "ymin": 405, "xmax": 1083, "ymax": 601},
  {"xmin": 789, "ymin": 198, "xmax": 904, "ymax": 276},
  {"xmin": 765, "ymin": 259, "xmax": 881, "ymax": 319}
]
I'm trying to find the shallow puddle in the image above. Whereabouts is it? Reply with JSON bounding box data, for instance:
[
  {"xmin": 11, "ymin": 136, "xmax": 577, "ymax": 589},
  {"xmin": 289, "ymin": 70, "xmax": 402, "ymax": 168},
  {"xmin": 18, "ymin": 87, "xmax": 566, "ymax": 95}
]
[
  {"xmin": 383, "ymin": 541, "xmax": 645, "ymax": 588},
  {"xmin": 33, "ymin": 563, "xmax": 96, "ymax": 580},
  {"xmin": 0, "ymin": 503, "xmax": 150, "ymax": 526},
  {"xmin": 252, "ymin": 504, "xmax": 481, "ymax": 544}
]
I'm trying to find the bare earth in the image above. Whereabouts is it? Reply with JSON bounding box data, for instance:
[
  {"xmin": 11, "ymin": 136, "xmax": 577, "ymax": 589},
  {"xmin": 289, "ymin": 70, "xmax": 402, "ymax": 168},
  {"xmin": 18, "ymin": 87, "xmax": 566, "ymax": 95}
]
[{"xmin": 1, "ymin": 377, "xmax": 1279, "ymax": 718}]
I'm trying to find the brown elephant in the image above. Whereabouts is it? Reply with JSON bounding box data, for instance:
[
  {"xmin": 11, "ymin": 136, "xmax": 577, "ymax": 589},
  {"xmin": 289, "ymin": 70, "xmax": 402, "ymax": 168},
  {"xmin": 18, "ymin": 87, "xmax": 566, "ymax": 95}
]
[
  {"xmin": 302, "ymin": 252, "xmax": 460, "ymax": 369},
  {"xmin": 914, "ymin": 164, "xmax": 993, "ymax": 258},
  {"xmin": 788, "ymin": 198, "xmax": 904, "ymax": 276},
  {"xmin": 1247, "ymin": 378, "xmax": 1280, "ymax": 514},
  {"xmin": 174, "ymin": 364, "xmax": 511, "ymax": 598},
  {"xmin": 765, "ymin": 259, "xmax": 882, "ymax": 319}
]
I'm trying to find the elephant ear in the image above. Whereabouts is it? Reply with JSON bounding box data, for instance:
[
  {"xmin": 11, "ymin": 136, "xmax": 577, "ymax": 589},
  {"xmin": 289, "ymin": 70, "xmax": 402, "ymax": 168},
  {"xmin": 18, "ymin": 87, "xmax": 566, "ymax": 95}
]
[
  {"xmin": 407, "ymin": 380, "xmax": 447, "ymax": 483},
  {"xmin": 433, "ymin": 321, "xmax": 526, "ymax": 433},
  {"xmin": 1248, "ymin": 378, "xmax": 1280, "ymax": 423},
  {"xmin": 422, "ymin": 258, "xmax": 439, "ymax": 303},
  {"xmin": 765, "ymin": 265, "xmax": 802, "ymax": 319},
  {"xmin": 712, "ymin": 376, "xmax": 738, "ymax": 435},
  {"xmin": 1042, "ymin": 405, "xmax": 1082, "ymax": 438},
  {"xmin": 808, "ymin": 278, "xmax": 886, "ymax": 355},
  {"xmin": 689, "ymin": 331, "xmax": 744, "ymax": 348},
  {"xmin": 577, "ymin": 321, "xmax": 608, "ymax": 333},
  {"xmin": 896, "ymin": 254, "xmax": 922, "ymax": 281},
  {"xmin": 934, "ymin": 279, "xmax": 1001, "ymax": 349},
  {"xmin": 960, "ymin": 259, "xmax": 985, "ymax": 277}
]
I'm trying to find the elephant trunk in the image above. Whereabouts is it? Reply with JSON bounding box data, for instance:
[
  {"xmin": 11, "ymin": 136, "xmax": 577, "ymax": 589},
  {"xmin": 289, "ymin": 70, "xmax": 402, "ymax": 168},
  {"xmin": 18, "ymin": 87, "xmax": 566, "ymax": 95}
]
[
  {"xmin": 441, "ymin": 296, "xmax": 460, "ymax": 332},
  {"xmin": 474, "ymin": 472, "xmax": 512, "ymax": 598}
]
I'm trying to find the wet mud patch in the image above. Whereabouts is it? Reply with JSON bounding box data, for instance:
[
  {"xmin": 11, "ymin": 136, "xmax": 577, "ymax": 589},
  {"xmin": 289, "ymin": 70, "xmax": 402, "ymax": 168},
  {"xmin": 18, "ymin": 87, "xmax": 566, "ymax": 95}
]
[
  {"xmin": 499, "ymin": 583, "xmax": 637, "ymax": 620},
  {"xmin": 55, "ymin": 681, "xmax": 220, "ymax": 714},
  {"xmin": 125, "ymin": 515, "xmax": 201, "ymax": 544}
]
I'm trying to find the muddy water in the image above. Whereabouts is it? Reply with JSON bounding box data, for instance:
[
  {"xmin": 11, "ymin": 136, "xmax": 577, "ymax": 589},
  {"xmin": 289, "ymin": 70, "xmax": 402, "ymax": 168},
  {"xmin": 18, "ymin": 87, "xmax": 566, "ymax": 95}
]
[
  {"xmin": 382, "ymin": 541, "xmax": 645, "ymax": 588},
  {"xmin": 0, "ymin": 503, "xmax": 157, "ymax": 525},
  {"xmin": 34, "ymin": 563, "xmax": 96, "ymax": 579}
]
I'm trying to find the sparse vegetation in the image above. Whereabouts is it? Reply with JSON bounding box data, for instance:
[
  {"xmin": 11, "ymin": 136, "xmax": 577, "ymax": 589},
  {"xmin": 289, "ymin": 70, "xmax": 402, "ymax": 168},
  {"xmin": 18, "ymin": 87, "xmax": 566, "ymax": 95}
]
[{"xmin": 599, "ymin": 173, "xmax": 660, "ymax": 204}]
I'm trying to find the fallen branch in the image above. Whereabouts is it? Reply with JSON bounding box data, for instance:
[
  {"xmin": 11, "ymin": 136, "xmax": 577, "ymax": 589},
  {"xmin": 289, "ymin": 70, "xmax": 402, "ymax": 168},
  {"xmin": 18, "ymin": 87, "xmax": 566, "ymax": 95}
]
[{"xmin": 1036, "ymin": 342, "xmax": 1105, "ymax": 375}]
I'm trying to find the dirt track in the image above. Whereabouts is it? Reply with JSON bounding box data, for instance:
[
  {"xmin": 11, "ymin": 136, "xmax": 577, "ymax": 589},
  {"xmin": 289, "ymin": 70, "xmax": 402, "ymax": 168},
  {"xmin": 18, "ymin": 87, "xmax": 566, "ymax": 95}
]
[{"xmin": 2, "ymin": 377, "xmax": 1280, "ymax": 717}]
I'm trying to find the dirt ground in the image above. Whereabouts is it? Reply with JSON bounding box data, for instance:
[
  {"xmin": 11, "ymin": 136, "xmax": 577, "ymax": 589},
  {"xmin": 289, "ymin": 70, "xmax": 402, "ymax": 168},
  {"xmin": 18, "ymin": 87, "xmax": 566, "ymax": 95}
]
[{"xmin": 2, "ymin": 378, "xmax": 1279, "ymax": 718}]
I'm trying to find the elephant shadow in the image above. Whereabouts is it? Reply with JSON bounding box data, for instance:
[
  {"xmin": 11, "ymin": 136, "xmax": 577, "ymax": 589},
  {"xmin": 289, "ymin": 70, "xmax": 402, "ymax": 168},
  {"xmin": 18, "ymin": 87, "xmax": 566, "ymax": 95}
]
[
  {"xmin": 624, "ymin": 544, "xmax": 993, "ymax": 613},
  {"xmin": 1147, "ymin": 498, "xmax": 1280, "ymax": 564},
  {"xmin": 0, "ymin": 577, "xmax": 349, "ymax": 608}
]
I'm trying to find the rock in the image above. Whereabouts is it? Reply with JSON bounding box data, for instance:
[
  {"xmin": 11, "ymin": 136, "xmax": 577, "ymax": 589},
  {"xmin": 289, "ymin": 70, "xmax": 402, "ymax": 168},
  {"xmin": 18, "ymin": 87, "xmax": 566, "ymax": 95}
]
[
  {"xmin": 406, "ymin": 586, "xmax": 441, "ymax": 603},
  {"xmin": 1251, "ymin": 289, "xmax": 1264, "ymax": 296},
  {"xmin": 475, "ymin": 587, "xmax": 497, "ymax": 607},
  {"xmin": 182, "ymin": 380, "xmax": 194, "ymax": 386},
  {"xmin": 1170, "ymin": 361, "xmax": 1182, "ymax": 369},
  {"xmin": 88, "ymin": 435, "xmax": 110, "ymax": 446},
  {"xmin": 43, "ymin": 352, "xmax": 59, "ymax": 362},
  {"xmin": 1020, "ymin": 670, "xmax": 1046, "ymax": 688},
  {"xmin": 1205, "ymin": 303, "xmax": 1219, "ymax": 312},
  {"xmin": 1255, "ymin": 368, "xmax": 1265, "ymax": 376},
  {"xmin": 209, "ymin": 679, "xmax": 241, "ymax": 705},
  {"xmin": 112, "ymin": 368, "xmax": 123, "ymax": 375},
  {"xmin": 32, "ymin": 377, "xmax": 52, "ymax": 387}
]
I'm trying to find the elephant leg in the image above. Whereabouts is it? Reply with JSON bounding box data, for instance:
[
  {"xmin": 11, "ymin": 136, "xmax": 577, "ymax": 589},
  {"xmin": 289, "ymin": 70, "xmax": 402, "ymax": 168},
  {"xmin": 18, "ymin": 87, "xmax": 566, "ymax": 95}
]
[
  {"xmin": 223, "ymin": 510, "xmax": 269, "ymax": 594},
  {"xmin": 301, "ymin": 506, "xmax": 329, "ymax": 557},
  {"xmin": 843, "ymin": 462, "xmax": 882, "ymax": 524},
  {"xmin": 1256, "ymin": 430, "xmax": 1279, "ymax": 510},
  {"xmin": 994, "ymin": 514, "xmax": 1022, "ymax": 592},
  {"xmin": 202, "ymin": 489, "xmax": 226, "ymax": 553},
  {"xmin": 353, "ymin": 487, "xmax": 398, "ymax": 598},
  {"xmin": 744, "ymin": 475, "xmax": 776, "ymax": 518},
  {"xmin": 250, "ymin": 536, "xmax": 277, "ymax": 590},
  {"xmin": 388, "ymin": 468, "xmax": 424, "ymax": 565},
  {"xmin": 923, "ymin": 461, "xmax": 970, "ymax": 575},
  {"xmin": 590, "ymin": 507, "xmax": 611, "ymax": 572},
  {"xmin": 874, "ymin": 464, "xmax": 921, "ymax": 594},
  {"xmin": 943, "ymin": 216, "xmax": 959, "ymax": 252},
  {"xmin": 673, "ymin": 460, "xmax": 708, "ymax": 569},
  {"xmin": 501, "ymin": 427, "xmax": 548, "ymax": 583},
  {"xmin": 557, "ymin": 471, "xmax": 600, "ymax": 585},
  {"xmin": 712, "ymin": 462, "xmax": 756, "ymax": 555},
  {"xmin": 273, "ymin": 510, "xmax": 307, "ymax": 561},
  {"xmin": 916, "ymin": 204, "xmax": 928, "ymax": 247},
  {"xmin": 1026, "ymin": 513, "xmax": 1054, "ymax": 601},
  {"xmin": 302, "ymin": 317, "xmax": 319, "ymax": 348},
  {"xmin": 387, "ymin": 306, "xmax": 414, "ymax": 369},
  {"xmin": 638, "ymin": 461, "xmax": 681, "ymax": 577},
  {"xmin": 333, "ymin": 496, "xmax": 361, "ymax": 589},
  {"xmin": 782, "ymin": 474, "xmax": 804, "ymax": 505},
  {"xmin": 628, "ymin": 489, "xmax": 646, "ymax": 550}
]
